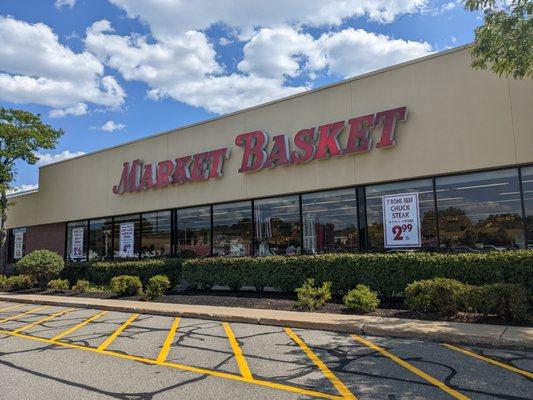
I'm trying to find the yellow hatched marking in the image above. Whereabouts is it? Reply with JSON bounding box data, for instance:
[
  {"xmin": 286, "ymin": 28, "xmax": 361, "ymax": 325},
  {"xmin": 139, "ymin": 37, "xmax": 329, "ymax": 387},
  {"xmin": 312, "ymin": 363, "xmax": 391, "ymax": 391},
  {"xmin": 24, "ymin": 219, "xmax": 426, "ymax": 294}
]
[
  {"xmin": 13, "ymin": 308, "xmax": 75, "ymax": 334},
  {"xmin": 96, "ymin": 313, "xmax": 139, "ymax": 351},
  {"xmin": 351, "ymin": 335, "xmax": 469, "ymax": 400},
  {"xmin": 0, "ymin": 327, "xmax": 342, "ymax": 400},
  {"xmin": 157, "ymin": 317, "xmax": 180, "ymax": 364},
  {"xmin": 223, "ymin": 322, "xmax": 253, "ymax": 379},
  {"xmin": 443, "ymin": 344, "xmax": 533, "ymax": 379},
  {"xmin": 51, "ymin": 310, "xmax": 107, "ymax": 341},
  {"xmin": 285, "ymin": 327, "xmax": 356, "ymax": 399},
  {"xmin": 0, "ymin": 306, "xmax": 49, "ymax": 323},
  {"xmin": 0, "ymin": 303, "xmax": 26, "ymax": 313}
]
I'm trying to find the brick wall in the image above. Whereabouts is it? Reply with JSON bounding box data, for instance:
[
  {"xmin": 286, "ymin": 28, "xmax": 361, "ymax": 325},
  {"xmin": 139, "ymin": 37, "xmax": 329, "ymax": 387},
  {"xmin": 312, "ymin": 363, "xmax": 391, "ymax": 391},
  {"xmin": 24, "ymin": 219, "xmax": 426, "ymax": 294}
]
[{"xmin": 25, "ymin": 222, "xmax": 65, "ymax": 256}]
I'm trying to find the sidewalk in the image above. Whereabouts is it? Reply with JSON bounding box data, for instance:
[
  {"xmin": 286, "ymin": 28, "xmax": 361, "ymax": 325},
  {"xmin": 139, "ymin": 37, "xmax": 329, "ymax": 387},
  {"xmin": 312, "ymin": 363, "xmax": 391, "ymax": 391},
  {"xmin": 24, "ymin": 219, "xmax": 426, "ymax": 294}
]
[{"xmin": 1, "ymin": 292, "xmax": 531, "ymax": 350}]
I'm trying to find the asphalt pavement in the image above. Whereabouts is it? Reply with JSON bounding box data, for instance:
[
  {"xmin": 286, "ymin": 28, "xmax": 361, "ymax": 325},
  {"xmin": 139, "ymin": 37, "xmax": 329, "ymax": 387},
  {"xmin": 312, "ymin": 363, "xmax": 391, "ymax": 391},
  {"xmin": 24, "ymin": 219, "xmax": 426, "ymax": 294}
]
[{"xmin": 0, "ymin": 301, "xmax": 531, "ymax": 399}]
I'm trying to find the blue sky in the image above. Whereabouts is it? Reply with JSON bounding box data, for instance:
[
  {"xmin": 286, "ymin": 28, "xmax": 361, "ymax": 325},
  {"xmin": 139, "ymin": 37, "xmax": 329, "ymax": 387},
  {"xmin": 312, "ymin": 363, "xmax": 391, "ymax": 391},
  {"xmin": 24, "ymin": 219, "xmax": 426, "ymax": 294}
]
[{"xmin": 0, "ymin": 0, "xmax": 482, "ymax": 191}]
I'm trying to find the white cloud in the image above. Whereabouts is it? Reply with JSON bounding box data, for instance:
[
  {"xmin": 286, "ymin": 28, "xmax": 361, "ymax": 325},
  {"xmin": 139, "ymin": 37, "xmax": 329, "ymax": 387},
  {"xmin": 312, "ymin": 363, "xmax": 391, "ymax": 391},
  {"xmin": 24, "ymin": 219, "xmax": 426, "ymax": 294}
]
[
  {"xmin": 55, "ymin": 0, "xmax": 76, "ymax": 9},
  {"xmin": 49, "ymin": 103, "xmax": 88, "ymax": 118},
  {"xmin": 0, "ymin": 16, "xmax": 125, "ymax": 112},
  {"xmin": 219, "ymin": 37, "xmax": 231, "ymax": 46},
  {"xmin": 101, "ymin": 120, "xmax": 126, "ymax": 132},
  {"xmin": 7, "ymin": 184, "xmax": 38, "ymax": 195},
  {"xmin": 34, "ymin": 150, "xmax": 86, "ymax": 166}
]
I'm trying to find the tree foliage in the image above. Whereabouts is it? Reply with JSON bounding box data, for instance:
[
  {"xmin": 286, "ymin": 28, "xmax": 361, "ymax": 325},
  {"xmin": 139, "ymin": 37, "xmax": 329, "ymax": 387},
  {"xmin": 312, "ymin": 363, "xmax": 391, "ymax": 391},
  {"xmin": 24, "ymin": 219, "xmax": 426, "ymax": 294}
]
[{"xmin": 465, "ymin": 0, "xmax": 533, "ymax": 79}]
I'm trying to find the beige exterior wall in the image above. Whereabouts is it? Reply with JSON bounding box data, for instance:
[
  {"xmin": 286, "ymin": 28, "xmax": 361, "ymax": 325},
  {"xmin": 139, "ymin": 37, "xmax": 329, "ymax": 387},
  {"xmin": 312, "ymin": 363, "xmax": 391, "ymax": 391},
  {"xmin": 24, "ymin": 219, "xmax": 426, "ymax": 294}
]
[{"xmin": 7, "ymin": 46, "xmax": 533, "ymax": 229}]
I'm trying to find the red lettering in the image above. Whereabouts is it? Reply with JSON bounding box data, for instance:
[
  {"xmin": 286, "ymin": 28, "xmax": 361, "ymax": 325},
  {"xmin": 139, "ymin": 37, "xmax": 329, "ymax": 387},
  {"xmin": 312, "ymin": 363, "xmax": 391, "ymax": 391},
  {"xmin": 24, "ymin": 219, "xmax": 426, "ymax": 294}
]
[
  {"xmin": 173, "ymin": 156, "xmax": 192, "ymax": 184},
  {"xmin": 235, "ymin": 130, "xmax": 268, "ymax": 172},
  {"xmin": 207, "ymin": 148, "xmax": 230, "ymax": 179},
  {"xmin": 156, "ymin": 160, "xmax": 174, "ymax": 187},
  {"xmin": 290, "ymin": 128, "xmax": 316, "ymax": 164},
  {"xmin": 112, "ymin": 159, "xmax": 141, "ymax": 194},
  {"xmin": 190, "ymin": 152, "xmax": 210, "ymax": 181},
  {"xmin": 314, "ymin": 121, "xmax": 345, "ymax": 159},
  {"xmin": 375, "ymin": 106, "xmax": 407, "ymax": 148},
  {"xmin": 265, "ymin": 135, "xmax": 290, "ymax": 168},
  {"xmin": 140, "ymin": 163, "xmax": 156, "ymax": 189},
  {"xmin": 345, "ymin": 114, "xmax": 374, "ymax": 154}
]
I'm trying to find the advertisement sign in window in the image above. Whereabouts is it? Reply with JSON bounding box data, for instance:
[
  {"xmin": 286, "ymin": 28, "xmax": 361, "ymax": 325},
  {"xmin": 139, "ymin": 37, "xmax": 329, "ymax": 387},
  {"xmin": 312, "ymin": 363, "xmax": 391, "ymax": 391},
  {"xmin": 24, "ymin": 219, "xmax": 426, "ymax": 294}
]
[
  {"xmin": 70, "ymin": 227, "xmax": 85, "ymax": 259},
  {"xmin": 119, "ymin": 222, "xmax": 135, "ymax": 257},
  {"xmin": 382, "ymin": 192, "xmax": 421, "ymax": 248},
  {"xmin": 13, "ymin": 232, "xmax": 24, "ymax": 259}
]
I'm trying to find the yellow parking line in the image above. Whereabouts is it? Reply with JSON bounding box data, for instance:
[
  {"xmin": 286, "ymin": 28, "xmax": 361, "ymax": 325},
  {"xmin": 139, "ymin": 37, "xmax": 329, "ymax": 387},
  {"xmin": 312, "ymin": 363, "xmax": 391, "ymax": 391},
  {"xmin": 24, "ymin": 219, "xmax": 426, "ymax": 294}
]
[
  {"xmin": 443, "ymin": 344, "xmax": 533, "ymax": 379},
  {"xmin": 0, "ymin": 303, "xmax": 26, "ymax": 313},
  {"xmin": 286, "ymin": 328, "xmax": 356, "ymax": 399},
  {"xmin": 223, "ymin": 322, "xmax": 253, "ymax": 380},
  {"xmin": 157, "ymin": 317, "xmax": 180, "ymax": 364},
  {"xmin": 351, "ymin": 335, "xmax": 469, "ymax": 400},
  {"xmin": 13, "ymin": 308, "xmax": 75, "ymax": 334},
  {"xmin": 51, "ymin": 310, "xmax": 108, "ymax": 341},
  {"xmin": 0, "ymin": 306, "xmax": 49, "ymax": 323},
  {"xmin": 96, "ymin": 313, "xmax": 139, "ymax": 352}
]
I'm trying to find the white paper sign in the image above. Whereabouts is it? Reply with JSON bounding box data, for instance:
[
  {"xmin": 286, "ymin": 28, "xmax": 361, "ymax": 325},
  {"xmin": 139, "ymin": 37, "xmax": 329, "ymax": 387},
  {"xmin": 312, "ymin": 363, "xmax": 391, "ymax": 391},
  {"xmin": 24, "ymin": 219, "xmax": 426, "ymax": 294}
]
[
  {"xmin": 119, "ymin": 222, "xmax": 135, "ymax": 257},
  {"xmin": 13, "ymin": 232, "xmax": 24, "ymax": 259},
  {"xmin": 70, "ymin": 227, "xmax": 85, "ymax": 259},
  {"xmin": 382, "ymin": 192, "xmax": 421, "ymax": 248}
]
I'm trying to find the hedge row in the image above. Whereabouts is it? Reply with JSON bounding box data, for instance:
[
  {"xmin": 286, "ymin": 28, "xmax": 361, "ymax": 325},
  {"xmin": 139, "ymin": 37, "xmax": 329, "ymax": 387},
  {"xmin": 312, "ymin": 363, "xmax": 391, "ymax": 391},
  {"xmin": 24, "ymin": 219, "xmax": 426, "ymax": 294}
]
[
  {"xmin": 61, "ymin": 258, "xmax": 181, "ymax": 287},
  {"xmin": 182, "ymin": 251, "xmax": 533, "ymax": 297}
]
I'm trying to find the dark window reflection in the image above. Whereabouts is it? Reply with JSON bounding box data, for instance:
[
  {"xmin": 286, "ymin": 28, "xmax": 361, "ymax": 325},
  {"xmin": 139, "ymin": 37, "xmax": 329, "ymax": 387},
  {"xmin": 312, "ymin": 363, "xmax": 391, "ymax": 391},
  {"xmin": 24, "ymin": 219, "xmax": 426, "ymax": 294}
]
[
  {"xmin": 254, "ymin": 195, "xmax": 301, "ymax": 256},
  {"xmin": 365, "ymin": 179, "xmax": 438, "ymax": 251},
  {"xmin": 113, "ymin": 214, "xmax": 140, "ymax": 259},
  {"xmin": 89, "ymin": 218, "xmax": 112, "ymax": 261},
  {"xmin": 67, "ymin": 221, "xmax": 88, "ymax": 262},
  {"xmin": 176, "ymin": 206, "xmax": 211, "ymax": 257},
  {"xmin": 302, "ymin": 189, "xmax": 358, "ymax": 254},
  {"xmin": 213, "ymin": 201, "xmax": 252, "ymax": 256},
  {"xmin": 141, "ymin": 211, "xmax": 171, "ymax": 258},
  {"xmin": 436, "ymin": 169, "xmax": 524, "ymax": 251},
  {"xmin": 523, "ymin": 166, "xmax": 533, "ymax": 249}
]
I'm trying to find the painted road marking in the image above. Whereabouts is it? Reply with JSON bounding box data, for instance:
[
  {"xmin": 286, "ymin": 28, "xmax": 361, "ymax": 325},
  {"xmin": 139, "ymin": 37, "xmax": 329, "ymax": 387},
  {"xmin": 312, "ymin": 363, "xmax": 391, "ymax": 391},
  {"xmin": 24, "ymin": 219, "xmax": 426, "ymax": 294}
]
[
  {"xmin": 223, "ymin": 322, "xmax": 253, "ymax": 380},
  {"xmin": 13, "ymin": 308, "xmax": 75, "ymax": 334},
  {"xmin": 0, "ymin": 303, "xmax": 26, "ymax": 313},
  {"xmin": 351, "ymin": 334, "xmax": 469, "ymax": 400},
  {"xmin": 51, "ymin": 310, "xmax": 108, "ymax": 341},
  {"xmin": 96, "ymin": 313, "xmax": 140, "ymax": 352},
  {"xmin": 443, "ymin": 343, "xmax": 533, "ymax": 379},
  {"xmin": 286, "ymin": 327, "xmax": 357, "ymax": 400},
  {"xmin": 0, "ymin": 305, "xmax": 50, "ymax": 323},
  {"xmin": 157, "ymin": 317, "xmax": 180, "ymax": 364}
]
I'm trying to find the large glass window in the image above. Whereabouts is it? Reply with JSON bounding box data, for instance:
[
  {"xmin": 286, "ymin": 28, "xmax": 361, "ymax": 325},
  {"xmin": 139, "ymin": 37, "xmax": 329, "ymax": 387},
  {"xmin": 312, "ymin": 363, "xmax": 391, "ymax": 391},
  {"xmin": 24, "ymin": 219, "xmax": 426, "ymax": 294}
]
[
  {"xmin": 11, "ymin": 227, "xmax": 27, "ymax": 261},
  {"xmin": 176, "ymin": 206, "xmax": 211, "ymax": 257},
  {"xmin": 213, "ymin": 201, "xmax": 252, "ymax": 256},
  {"xmin": 141, "ymin": 211, "xmax": 172, "ymax": 258},
  {"xmin": 366, "ymin": 179, "xmax": 438, "ymax": 251},
  {"xmin": 88, "ymin": 218, "xmax": 113, "ymax": 261},
  {"xmin": 302, "ymin": 189, "xmax": 358, "ymax": 254},
  {"xmin": 522, "ymin": 166, "xmax": 533, "ymax": 249},
  {"xmin": 436, "ymin": 169, "xmax": 524, "ymax": 251},
  {"xmin": 113, "ymin": 214, "xmax": 140, "ymax": 259},
  {"xmin": 66, "ymin": 221, "xmax": 88, "ymax": 262},
  {"xmin": 254, "ymin": 195, "xmax": 301, "ymax": 256}
]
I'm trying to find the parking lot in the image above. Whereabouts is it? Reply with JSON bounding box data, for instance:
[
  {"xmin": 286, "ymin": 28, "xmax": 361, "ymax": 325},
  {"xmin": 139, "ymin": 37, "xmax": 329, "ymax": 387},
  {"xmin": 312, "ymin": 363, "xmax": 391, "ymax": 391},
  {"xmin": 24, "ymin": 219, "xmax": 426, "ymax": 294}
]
[{"xmin": 0, "ymin": 301, "xmax": 531, "ymax": 399}]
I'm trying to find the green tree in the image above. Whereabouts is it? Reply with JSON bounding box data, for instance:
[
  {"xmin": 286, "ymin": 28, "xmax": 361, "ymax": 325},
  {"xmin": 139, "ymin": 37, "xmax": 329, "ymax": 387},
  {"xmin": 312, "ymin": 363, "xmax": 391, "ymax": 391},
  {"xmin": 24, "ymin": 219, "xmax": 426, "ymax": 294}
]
[
  {"xmin": 465, "ymin": 0, "xmax": 533, "ymax": 79},
  {"xmin": 0, "ymin": 108, "xmax": 63, "ymax": 248}
]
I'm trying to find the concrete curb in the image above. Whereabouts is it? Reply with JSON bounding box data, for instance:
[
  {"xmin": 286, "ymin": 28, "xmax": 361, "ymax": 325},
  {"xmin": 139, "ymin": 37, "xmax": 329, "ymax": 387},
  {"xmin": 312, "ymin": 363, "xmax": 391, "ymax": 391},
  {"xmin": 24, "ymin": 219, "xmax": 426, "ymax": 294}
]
[{"xmin": 1, "ymin": 293, "xmax": 531, "ymax": 350}]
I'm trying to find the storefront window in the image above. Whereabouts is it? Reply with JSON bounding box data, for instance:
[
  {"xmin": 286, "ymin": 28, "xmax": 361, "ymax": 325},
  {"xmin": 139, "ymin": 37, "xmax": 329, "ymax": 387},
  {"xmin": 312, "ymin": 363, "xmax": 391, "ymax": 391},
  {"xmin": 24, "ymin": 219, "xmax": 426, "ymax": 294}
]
[
  {"xmin": 254, "ymin": 195, "xmax": 301, "ymax": 256},
  {"xmin": 176, "ymin": 206, "xmax": 211, "ymax": 257},
  {"xmin": 88, "ymin": 218, "xmax": 113, "ymax": 261},
  {"xmin": 11, "ymin": 227, "xmax": 27, "ymax": 261},
  {"xmin": 141, "ymin": 211, "xmax": 172, "ymax": 258},
  {"xmin": 302, "ymin": 189, "xmax": 358, "ymax": 254},
  {"xmin": 436, "ymin": 169, "xmax": 524, "ymax": 251},
  {"xmin": 213, "ymin": 201, "xmax": 252, "ymax": 256},
  {"xmin": 366, "ymin": 179, "xmax": 437, "ymax": 251},
  {"xmin": 522, "ymin": 166, "xmax": 533, "ymax": 249},
  {"xmin": 113, "ymin": 214, "xmax": 140, "ymax": 259},
  {"xmin": 66, "ymin": 221, "xmax": 88, "ymax": 262}
]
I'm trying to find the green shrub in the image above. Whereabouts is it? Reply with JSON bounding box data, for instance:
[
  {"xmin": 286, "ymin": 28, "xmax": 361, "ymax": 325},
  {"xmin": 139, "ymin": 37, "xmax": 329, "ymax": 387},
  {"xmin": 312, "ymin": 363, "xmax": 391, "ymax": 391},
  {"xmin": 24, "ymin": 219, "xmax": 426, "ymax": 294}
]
[
  {"xmin": 0, "ymin": 274, "xmax": 7, "ymax": 290},
  {"xmin": 15, "ymin": 250, "xmax": 64, "ymax": 289},
  {"xmin": 110, "ymin": 275, "xmax": 143, "ymax": 297},
  {"xmin": 295, "ymin": 278, "xmax": 332, "ymax": 310},
  {"xmin": 4, "ymin": 274, "xmax": 35, "ymax": 291},
  {"xmin": 405, "ymin": 278, "xmax": 470, "ymax": 316},
  {"xmin": 144, "ymin": 275, "xmax": 171, "ymax": 300},
  {"xmin": 71, "ymin": 279, "xmax": 91, "ymax": 292},
  {"xmin": 344, "ymin": 285, "xmax": 380, "ymax": 313},
  {"xmin": 470, "ymin": 283, "xmax": 529, "ymax": 321},
  {"xmin": 62, "ymin": 258, "xmax": 181, "ymax": 287},
  {"xmin": 47, "ymin": 278, "xmax": 70, "ymax": 292}
]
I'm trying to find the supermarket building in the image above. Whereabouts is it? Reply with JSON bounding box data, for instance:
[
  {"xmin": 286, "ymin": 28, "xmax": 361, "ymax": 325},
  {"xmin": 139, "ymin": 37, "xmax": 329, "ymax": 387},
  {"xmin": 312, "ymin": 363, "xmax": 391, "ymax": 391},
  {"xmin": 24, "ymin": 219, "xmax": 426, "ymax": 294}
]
[{"xmin": 4, "ymin": 46, "xmax": 533, "ymax": 265}]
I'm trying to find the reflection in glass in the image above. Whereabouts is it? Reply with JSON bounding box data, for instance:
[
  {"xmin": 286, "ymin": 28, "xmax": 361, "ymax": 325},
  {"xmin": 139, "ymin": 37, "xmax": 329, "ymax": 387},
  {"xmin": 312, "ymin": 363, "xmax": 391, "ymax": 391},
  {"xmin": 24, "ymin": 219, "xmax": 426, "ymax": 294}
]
[
  {"xmin": 176, "ymin": 206, "xmax": 211, "ymax": 257},
  {"xmin": 302, "ymin": 189, "xmax": 358, "ymax": 254},
  {"xmin": 141, "ymin": 211, "xmax": 172, "ymax": 258},
  {"xmin": 213, "ymin": 201, "xmax": 252, "ymax": 256},
  {"xmin": 67, "ymin": 221, "xmax": 88, "ymax": 261},
  {"xmin": 436, "ymin": 169, "xmax": 524, "ymax": 251},
  {"xmin": 254, "ymin": 195, "xmax": 301, "ymax": 256},
  {"xmin": 365, "ymin": 179, "xmax": 437, "ymax": 251},
  {"xmin": 522, "ymin": 166, "xmax": 533, "ymax": 249},
  {"xmin": 89, "ymin": 218, "xmax": 113, "ymax": 261},
  {"xmin": 113, "ymin": 214, "xmax": 140, "ymax": 259}
]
